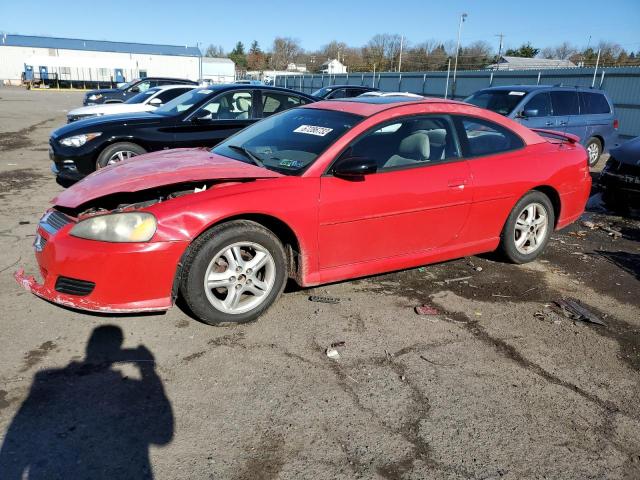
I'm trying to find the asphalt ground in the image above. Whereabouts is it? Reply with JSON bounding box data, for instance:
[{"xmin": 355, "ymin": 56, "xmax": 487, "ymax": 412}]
[{"xmin": 0, "ymin": 86, "xmax": 638, "ymax": 479}]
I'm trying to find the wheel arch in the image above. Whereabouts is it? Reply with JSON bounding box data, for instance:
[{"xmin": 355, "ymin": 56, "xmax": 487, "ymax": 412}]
[
  {"xmin": 531, "ymin": 185, "xmax": 561, "ymax": 228},
  {"xmin": 171, "ymin": 213, "xmax": 304, "ymax": 303},
  {"xmin": 588, "ymin": 134, "xmax": 605, "ymax": 150}
]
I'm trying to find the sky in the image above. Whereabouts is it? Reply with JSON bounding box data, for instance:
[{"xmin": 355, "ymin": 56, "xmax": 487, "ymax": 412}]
[{"xmin": 1, "ymin": 0, "xmax": 639, "ymax": 53}]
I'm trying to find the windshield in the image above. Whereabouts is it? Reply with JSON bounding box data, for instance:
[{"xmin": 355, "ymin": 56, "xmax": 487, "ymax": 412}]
[
  {"xmin": 154, "ymin": 88, "xmax": 213, "ymax": 116},
  {"xmin": 465, "ymin": 90, "xmax": 527, "ymax": 116},
  {"xmin": 212, "ymin": 108, "xmax": 362, "ymax": 175},
  {"xmin": 312, "ymin": 87, "xmax": 333, "ymax": 98},
  {"xmin": 125, "ymin": 88, "xmax": 160, "ymax": 104}
]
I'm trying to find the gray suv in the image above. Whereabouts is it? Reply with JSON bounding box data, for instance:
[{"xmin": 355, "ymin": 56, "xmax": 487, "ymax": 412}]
[{"xmin": 465, "ymin": 85, "xmax": 619, "ymax": 166}]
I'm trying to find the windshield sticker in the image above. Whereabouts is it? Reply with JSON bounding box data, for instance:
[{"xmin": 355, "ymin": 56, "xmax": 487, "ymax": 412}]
[
  {"xmin": 198, "ymin": 89, "xmax": 213, "ymax": 94},
  {"xmin": 279, "ymin": 159, "xmax": 304, "ymax": 168},
  {"xmin": 509, "ymin": 91, "xmax": 526, "ymax": 96},
  {"xmin": 294, "ymin": 125, "xmax": 333, "ymax": 136}
]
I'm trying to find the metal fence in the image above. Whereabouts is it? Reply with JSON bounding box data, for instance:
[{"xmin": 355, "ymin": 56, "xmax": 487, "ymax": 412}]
[{"xmin": 275, "ymin": 66, "xmax": 640, "ymax": 139}]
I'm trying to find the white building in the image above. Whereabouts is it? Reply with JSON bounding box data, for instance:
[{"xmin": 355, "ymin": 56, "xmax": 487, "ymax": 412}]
[
  {"xmin": 287, "ymin": 63, "xmax": 308, "ymax": 73},
  {"xmin": 0, "ymin": 34, "xmax": 206, "ymax": 85},
  {"xmin": 201, "ymin": 57, "xmax": 236, "ymax": 84},
  {"xmin": 320, "ymin": 59, "xmax": 347, "ymax": 74}
]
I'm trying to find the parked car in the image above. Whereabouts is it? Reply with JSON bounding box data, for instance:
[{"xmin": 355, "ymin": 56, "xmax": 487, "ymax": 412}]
[
  {"xmin": 599, "ymin": 136, "xmax": 640, "ymax": 212},
  {"xmin": 464, "ymin": 85, "xmax": 619, "ymax": 166},
  {"xmin": 234, "ymin": 80, "xmax": 263, "ymax": 85},
  {"xmin": 312, "ymin": 85, "xmax": 379, "ymax": 99},
  {"xmin": 19, "ymin": 96, "xmax": 591, "ymax": 325},
  {"xmin": 67, "ymin": 85, "xmax": 195, "ymax": 123},
  {"xmin": 51, "ymin": 85, "xmax": 317, "ymax": 186},
  {"xmin": 83, "ymin": 77, "xmax": 198, "ymax": 106}
]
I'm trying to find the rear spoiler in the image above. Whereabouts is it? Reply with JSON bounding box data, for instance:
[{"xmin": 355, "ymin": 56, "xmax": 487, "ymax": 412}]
[{"xmin": 531, "ymin": 128, "xmax": 580, "ymax": 144}]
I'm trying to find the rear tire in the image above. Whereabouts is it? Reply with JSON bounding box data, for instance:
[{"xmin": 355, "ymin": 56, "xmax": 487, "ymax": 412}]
[
  {"xmin": 96, "ymin": 142, "xmax": 146, "ymax": 169},
  {"xmin": 586, "ymin": 137, "xmax": 602, "ymax": 167},
  {"xmin": 179, "ymin": 221, "xmax": 288, "ymax": 325},
  {"xmin": 499, "ymin": 191, "xmax": 555, "ymax": 264}
]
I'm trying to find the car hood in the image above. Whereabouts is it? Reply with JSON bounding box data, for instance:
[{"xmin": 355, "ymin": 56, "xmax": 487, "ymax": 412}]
[
  {"xmin": 86, "ymin": 88, "xmax": 120, "ymax": 96},
  {"xmin": 68, "ymin": 104, "xmax": 155, "ymax": 116},
  {"xmin": 53, "ymin": 148, "xmax": 283, "ymax": 208},
  {"xmin": 52, "ymin": 111, "xmax": 161, "ymax": 138}
]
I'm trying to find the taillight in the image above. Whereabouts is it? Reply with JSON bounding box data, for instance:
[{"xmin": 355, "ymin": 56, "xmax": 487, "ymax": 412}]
[{"xmin": 613, "ymin": 119, "xmax": 619, "ymax": 129}]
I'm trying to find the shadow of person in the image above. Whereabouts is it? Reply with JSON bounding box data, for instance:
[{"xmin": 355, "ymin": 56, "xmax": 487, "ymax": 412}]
[{"xmin": 0, "ymin": 325, "xmax": 173, "ymax": 479}]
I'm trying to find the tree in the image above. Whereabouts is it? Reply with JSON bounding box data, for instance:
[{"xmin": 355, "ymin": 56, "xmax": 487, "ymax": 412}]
[
  {"xmin": 270, "ymin": 37, "xmax": 302, "ymax": 70},
  {"xmin": 541, "ymin": 42, "xmax": 577, "ymax": 60},
  {"xmin": 362, "ymin": 34, "xmax": 402, "ymax": 71},
  {"xmin": 228, "ymin": 41, "xmax": 247, "ymax": 69},
  {"xmin": 459, "ymin": 41, "xmax": 493, "ymax": 70},
  {"xmin": 246, "ymin": 40, "xmax": 266, "ymax": 71},
  {"xmin": 504, "ymin": 42, "xmax": 540, "ymax": 58},
  {"xmin": 204, "ymin": 44, "xmax": 225, "ymax": 57}
]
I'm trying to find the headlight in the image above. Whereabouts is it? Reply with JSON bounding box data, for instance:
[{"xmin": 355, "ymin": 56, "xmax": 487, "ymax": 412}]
[
  {"xmin": 70, "ymin": 212, "xmax": 157, "ymax": 242},
  {"xmin": 88, "ymin": 94, "xmax": 103, "ymax": 101},
  {"xmin": 59, "ymin": 132, "xmax": 101, "ymax": 147}
]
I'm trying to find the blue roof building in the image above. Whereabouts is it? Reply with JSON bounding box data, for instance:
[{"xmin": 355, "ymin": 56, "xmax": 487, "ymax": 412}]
[{"xmin": 1, "ymin": 34, "xmax": 201, "ymax": 57}]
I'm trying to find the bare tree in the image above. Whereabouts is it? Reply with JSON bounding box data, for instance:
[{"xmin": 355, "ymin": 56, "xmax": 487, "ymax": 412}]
[
  {"xmin": 270, "ymin": 37, "xmax": 302, "ymax": 70},
  {"xmin": 541, "ymin": 42, "xmax": 577, "ymax": 60},
  {"xmin": 204, "ymin": 45, "xmax": 225, "ymax": 57},
  {"xmin": 362, "ymin": 34, "xmax": 402, "ymax": 71}
]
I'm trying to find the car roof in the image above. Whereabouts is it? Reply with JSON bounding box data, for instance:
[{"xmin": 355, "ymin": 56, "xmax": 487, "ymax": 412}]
[
  {"xmin": 477, "ymin": 85, "xmax": 607, "ymax": 94},
  {"xmin": 317, "ymin": 85, "xmax": 377, "ymax": 90},
  {"xmin": 195, "ymin": 84, "xmax": 316, "ymax": 98},
  {"xmin": 305, "ymin": 96, "xmax": 465, "ymax": 117},
  {"xmin": 153, "ymin": 84, "xmax": 197, "ymax": 90}
]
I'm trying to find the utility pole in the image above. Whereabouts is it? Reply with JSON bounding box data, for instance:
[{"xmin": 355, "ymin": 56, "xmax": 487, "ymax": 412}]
[
  {"xmin": 452, "ymin": 12, "xmax": 467, "ymax": 99},
  {"xmin": 398, "ymin": 35, "xmax": 404, "ymax": 72},
  {"xmin": 494, "ymin": 33, "xmax": 504, "ymax": 70}
]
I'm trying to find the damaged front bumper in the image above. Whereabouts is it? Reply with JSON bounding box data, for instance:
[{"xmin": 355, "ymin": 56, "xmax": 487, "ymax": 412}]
[{"xmin": 15, "ymin": 210, "xmax": 190, "ymax": 314}]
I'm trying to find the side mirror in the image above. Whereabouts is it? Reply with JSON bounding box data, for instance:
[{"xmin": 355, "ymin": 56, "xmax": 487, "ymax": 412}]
[
  {"xmin": 333, "ymin": 156, "xmax": 377, "ymax": 179},
  {"xmin": 148, "ymin": 97, "xmax": 162, "ymax": 106},
  {"xmin": 129, "ymin": 86, "xmax": 140, "ymax": 93},
  {"xmin": 521, "ymin": 109, "xmax": 539, "ymax": 118}
]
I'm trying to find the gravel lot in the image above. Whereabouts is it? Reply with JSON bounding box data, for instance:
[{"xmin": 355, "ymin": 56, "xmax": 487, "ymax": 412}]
[{"xmin": 0, "ymin": 86, "xmax": 638, "ymax": 479}]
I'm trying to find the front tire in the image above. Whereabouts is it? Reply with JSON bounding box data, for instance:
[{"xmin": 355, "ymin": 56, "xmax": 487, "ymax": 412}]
[
  {"xmin": 96, "ymin": 142, "xmax": 146, "ymax": 169},
  {"xmin": 179, "ymin": 221, "xmax": 288, "ymax": 325},
  {"xmin": 586, "ymin": 137, "xmax": 602, "ymax": 167},
  {"xmin": 499, "ymin": 191, "xmax": 555, "ymax": 264}
]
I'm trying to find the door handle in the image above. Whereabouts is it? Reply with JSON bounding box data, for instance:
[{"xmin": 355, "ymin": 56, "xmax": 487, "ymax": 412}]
[
  {"xmin": 559, "ymin": 121, "xmax": 568, "ymax": 126},
  {"xmin": 447, "ymin": 179, "xmax": 467, "ymax": 189},
  {"xmin": 545, "ymin": 121, "xmax": 554, "ymax": 126}
]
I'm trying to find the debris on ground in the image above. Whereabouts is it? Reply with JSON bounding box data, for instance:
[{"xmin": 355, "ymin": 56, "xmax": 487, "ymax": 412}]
[
  {"xmin": 18, "ymin": 221, "xmax": 30, "ymax": 225},
  {"xmin": 325, "ymin": 348, "xmax": 340, "ymax": 360},
  {"xmin": 443, "ymin": 276, "xmax": 473, "ymax": 284},
  {"xmin": 418, "ymin": 267, "xmax": 426, "ymax": 272},
  {"xmin": 553, "ymin": 298, "xmax": 607, "ymax": 326},
  {"xmin": 330, "ymin": 341, "xmax": 346, "ymax": 348},
  {"xmin": 580, "ymin": 220, "xmax": 622, "ymax": 239},
  {"xmin": 415, "ymin": 304, "xmax": 439, "ymax": 315},
  {"xmin": 309, "ymin": 295, "xmax": 343, "ymax": 304}
]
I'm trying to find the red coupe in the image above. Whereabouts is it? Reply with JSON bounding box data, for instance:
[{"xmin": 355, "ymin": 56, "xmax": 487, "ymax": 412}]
[{"xmin": 16, "ymin": 96, "xmax": 591, "ymax": 324}]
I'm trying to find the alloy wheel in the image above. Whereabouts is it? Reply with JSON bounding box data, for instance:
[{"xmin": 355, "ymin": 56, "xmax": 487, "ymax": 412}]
[
  {"xmin": 107, "ymin": 150, "xmax": 137, "ymax": 165},
  {"xmin": 513, "ymin": 203, "xmax": 549, "ymax": 255},
  {"xmin": 587, "ymin": 142, "xmax": 600, "ymax": 164},
  {"xmin": 203, "ymin": 241, "xmax": 276, "ymax": 314}
]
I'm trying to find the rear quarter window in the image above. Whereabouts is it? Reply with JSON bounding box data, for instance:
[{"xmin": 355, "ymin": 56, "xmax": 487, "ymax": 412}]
[
  {"xmin": 579, "ymin": 92, "xmax": 611, "ymax": 114},
  {"xmin": 550, "ymin": 91, "xmax": 580, "ymax": 116},
  {"xmin": 456, "ymin": 116, "xmax": 524, "ymax": 157}
]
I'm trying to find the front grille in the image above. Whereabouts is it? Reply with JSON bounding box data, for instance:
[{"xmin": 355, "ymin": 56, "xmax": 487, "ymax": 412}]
[
  {"xmin": 39, "ymin": 210, "xmax": 74, "ymax": 235},
  {"xmin": 55, "ymin": 276, "xmax": 95, "ymax": 296}
]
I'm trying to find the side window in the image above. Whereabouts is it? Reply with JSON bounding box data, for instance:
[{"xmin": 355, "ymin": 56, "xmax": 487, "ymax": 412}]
[
  {"xmin": 550, "ymin": 91, "xmax": 579, "ymax": 116},
  {"xmin": 347, "ymin": 116, "xmax": 460, "ymax": 171},
  {"xmin": 579, "ymin": 92, "xmax": 611, "ymax": 114},
  {"xmin": 458, "ymin": 117, "xmax": 524, "ymax": 157},
  {"xmin": 523, "ymin": 93, "xmax": 551, "ymax": 117},
  {"xmin": 261, "ymin": 92, "xmax": 305, "ymax": 117},
  {"xmin": 155, "ymin": 88, "xmax": 191, "ymax": 104},
  {"xmin": 346, "ymin": 88, "xmax": 364, "ymax": 98},
  {"xmin": 131, "ymin": 80, "xmax": 152, "ymax": 93},
  {"xmin": 196, "ymin": 91, "xmax": 253, "ymax": 120},
  {"xmin": 327, "ymin": 89, "xmax": 347, "ymax": 99}
]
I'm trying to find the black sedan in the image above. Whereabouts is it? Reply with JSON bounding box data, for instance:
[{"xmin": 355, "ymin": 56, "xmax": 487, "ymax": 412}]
[
  {"xmin": 600, "ymin": 136, "xmax": 640, "ymax": 212},
  {"xmin": 51, "ymin": 85, "xmax": 317, "ymax": 186},
  {"xmin": 311, "ymin": 84, "xmax": 379, "ymax": 99},
  {"xmin": 83, "ymin": 77, "xmax": 198, "ymax": 105}
]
